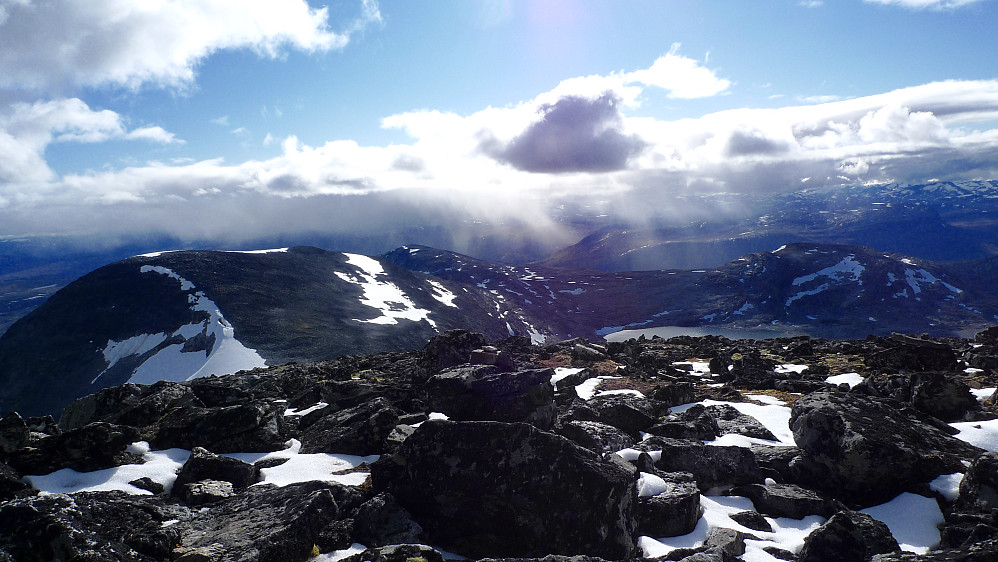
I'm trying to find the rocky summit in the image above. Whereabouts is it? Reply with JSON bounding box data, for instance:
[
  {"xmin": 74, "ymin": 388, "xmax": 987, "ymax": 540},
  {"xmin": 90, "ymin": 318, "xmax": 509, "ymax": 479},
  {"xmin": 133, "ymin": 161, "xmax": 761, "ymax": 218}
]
[{"xmin": 1, "ymin": 328, "xmax": 998, "ymax": 561}]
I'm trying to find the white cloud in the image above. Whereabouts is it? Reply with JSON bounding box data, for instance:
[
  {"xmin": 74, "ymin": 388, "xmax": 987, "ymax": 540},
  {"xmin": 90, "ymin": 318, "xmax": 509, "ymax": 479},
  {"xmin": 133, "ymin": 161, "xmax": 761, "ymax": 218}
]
[
  {"xmin": 864, "ymin": 0, "xmax": 984, "ymax": 8},
  {"xmin": 625, "ymin": 44, "xmax": 732, "ymax": 99},
  {"xmin": 0, "ymin": 0, "xmax": 381, "ymax": 91},
  {"xmin": 0, "ymin": 98, "xmax": 180, "ymax": 183},
  {"xmin": 2, "ymin": 51, "xmax": 998, "ymax": 244}
]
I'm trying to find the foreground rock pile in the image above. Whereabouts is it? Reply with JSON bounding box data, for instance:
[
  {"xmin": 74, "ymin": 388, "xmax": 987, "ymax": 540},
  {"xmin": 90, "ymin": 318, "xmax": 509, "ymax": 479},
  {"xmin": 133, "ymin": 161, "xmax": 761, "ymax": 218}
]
[{"xmin": 0, "ymin": 328, "xmax": 997, "ymax": 561}]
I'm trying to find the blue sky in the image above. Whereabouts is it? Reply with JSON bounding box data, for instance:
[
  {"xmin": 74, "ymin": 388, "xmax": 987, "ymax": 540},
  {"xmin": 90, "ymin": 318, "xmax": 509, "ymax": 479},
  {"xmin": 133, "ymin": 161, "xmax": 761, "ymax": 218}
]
[{"xmin": 1, "ymin": 0, "xmax": 997, "ymax": 244}]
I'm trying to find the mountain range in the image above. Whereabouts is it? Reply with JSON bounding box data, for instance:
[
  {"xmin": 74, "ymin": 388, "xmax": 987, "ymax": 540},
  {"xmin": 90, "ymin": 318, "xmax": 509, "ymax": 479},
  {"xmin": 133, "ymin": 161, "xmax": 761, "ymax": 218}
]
[{"xmin": 1, "ymin": 240, "xmax": 996, "ymax": 418}]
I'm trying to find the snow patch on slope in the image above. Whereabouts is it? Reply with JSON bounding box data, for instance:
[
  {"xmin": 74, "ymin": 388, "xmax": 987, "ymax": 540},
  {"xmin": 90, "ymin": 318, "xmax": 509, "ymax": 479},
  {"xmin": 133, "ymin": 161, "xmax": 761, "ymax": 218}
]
[
  {"xmin": 785, "ymin": 254, "xmax": 864, "ymax": 306},
  {"xmin": 335, "ymin": 253, "xmax": 437, "ymax": 328},
  {"xmin": 102, "ymin": 265, "xmax": 268, "ymax": 385}
]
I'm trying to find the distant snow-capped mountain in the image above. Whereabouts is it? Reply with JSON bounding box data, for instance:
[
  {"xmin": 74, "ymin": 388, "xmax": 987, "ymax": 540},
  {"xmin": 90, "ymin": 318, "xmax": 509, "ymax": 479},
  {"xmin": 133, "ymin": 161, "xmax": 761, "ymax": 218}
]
[{"xmin": 1, "ymin": 243, "xmax": 995, "ymax": 418}]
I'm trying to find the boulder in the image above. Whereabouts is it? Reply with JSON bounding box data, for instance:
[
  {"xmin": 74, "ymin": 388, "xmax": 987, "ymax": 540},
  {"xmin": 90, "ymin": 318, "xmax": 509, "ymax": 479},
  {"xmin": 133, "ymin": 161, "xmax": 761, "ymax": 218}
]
[
  {"xmin": 353, "ymin": 493, "xmax": 424, "ymax": 547},
  {"xmin": 705, "ymin": 404, "xmax": 779, "ymax": 441},
  {"xmin": 910, "ymin": 372, "xmax": 979, "ymax": 422},
  {"xmin": 647, "ymin": 404, "xmax": 719, "ymax": 440},
  {"xmin": 586, "ymin": 393, "xmax": 659, "ymax": 437},
  {"xmin": 729, "ymin": 482, "xmax": 835, "ymax": 519},
  {"xmin": 0, "ymin": 412, "xmax": 28, "ymax": 454},
  {"xmin": 645, "ymin": 437, "xmax": 764, "ymax": 491},
  {"xmin": 172, "ymin": 447, "xmax": 260, "ymax": 495},
  {"xmin": 8, "ymin": 422, "xmax": 140, "ymax": 474},
  {"xmin": 790, "ymin": 390, "xmax": 982, "ymax": 504},
  {"xmin": 957, "ymin": 452, "xmax": 998, "ymax": 513},
  {"xmin": 424, "ymin": 366, "xmax": 557, "ymax": 429},
  {"xmin": 299, "ymin": 397, "xmax": 401, "ymax": 455},
  {"xmin": 0, "ymin": 490, "xmax": 189, "ymax": 561},
  {"xmin": 636, "ymin": 473, "xmax": 702, "ymax": 538},
  {"xmin": 147, "ymin": 401, "xmax": 288, "ymax": 453},
  {"xmin": 729, "ymin": 511, "xmax": 772, "ymax": 533},
  {"xmin": 175, "ymin": 480, "xmax": 366, "ymax": 562},
  {"xmin": 0, "ymin": 461, "xmax": 29, "ymax": 502},
  {"xmin": 420, "ymin": 330, "xmax": 488, "ymax": 373},
  {"xmin": 557, "ymin": 420, "xmax": 636, "ymax": 454},
  {"xmin": 798, "ymin": 510, "xmax": 900, "ymax": 562},
  {"xmin": 866, "ymin": 335, "xmax": 957, "ymax": 373},
  {"xmin": 179, "ymin": 479, "xmax": 235, "ymax": 505},
  {"xmin": 59, "ymin": 381, "xmax": 202, "ymax": 430},
  {"xmin": 371, "ymin": 420, "xmax": 637, "ymax": 559}
]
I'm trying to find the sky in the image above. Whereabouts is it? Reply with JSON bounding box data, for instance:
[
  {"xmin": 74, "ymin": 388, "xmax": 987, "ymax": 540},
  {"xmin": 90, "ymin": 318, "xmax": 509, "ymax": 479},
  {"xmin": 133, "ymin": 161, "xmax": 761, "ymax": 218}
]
[{"xmin": 1, "ymin": 0, "xmax": 997, "ymax": 247}]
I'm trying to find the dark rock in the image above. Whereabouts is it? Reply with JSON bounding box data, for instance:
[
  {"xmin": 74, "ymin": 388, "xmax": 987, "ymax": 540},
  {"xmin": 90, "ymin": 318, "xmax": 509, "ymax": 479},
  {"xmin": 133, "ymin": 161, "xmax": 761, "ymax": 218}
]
[
  {"xmin": 371, "ymin": 420, "xmax": 637, "ymax": 559},
  {"xmin": 300, "ymin": 397, "xmax": 401, "ymax": 455},
  {"xmin": 344, "ymin": 544, "xmax": 446, "ymax": 562},
  {"xmin": 421, "ymin": 330, "xmax": 488, "ymax": 373},
  {"xmin": 672, "ymin": 548, "xmax": 740, "ymax": 562},
  {"xmin": 910, "ymin": 372, "xmax": 979, "ymax": 422},
  {"xmin": 179, "ymin": 479, "xmax": 235, "ymax": 505},
  {"xmin": 8, "ymin": 421, "xmax": 140, "ymax": 474},
  {"xmin": 762, "ymin": 546, "xmax": 796, "ymax": 560},
  {"xmin": 867, "ymin": 335, "xmax": 957, "ymax": 373},
  {"xmin": 0, "ymin": 412, "xmax": 28, "ymax": 454},
  {"xmin": 0, "ymin": 461, "xmax": 29, "ymax": 502},
  {"xmin": 147, "ymin": 400, "xmax": 288, "ymax": 453},
  {"xmin": 748, "ymin": 444, "xmax": 800, "ymax": 483},
  {"xmin": 646, "ymin": 437, "xmax": 764, "ymax": 491},
  {"xmin": 129, "ymin": 476, "xmax": 165, "ymax": 495},
  {"xmin": 729, "ymin": 482, "xmax": 835, "ymax": 519},
  {"xmin": 476, "ymin": 556, "xmax": 615, "ymax": 562},
  {"xmin": 0, "ymin": 490, "xmax": 189, "ymax": 561},
  {"xmin": 587, "ymin": 393, "xmax": 659, "ymax": 436},
  {"xmin": 172, "ymin": 447, "xmax": 260, "ymax": 495},
  {"xmin": 425, "ymin": 366, "xmax": 556, "ymax": 429},
  {"xmin": 729, "ymin": 511, "xmax": 772, "ymax": 533},
  {"xmin": 647, "ymin": 404, "xmax": 719, "ymax": 440},
  {"xmin": 871, "ymin": 537, "xmax": 998, "ymax": 561},
  {"xmin": 637, "ymin": 474, "xmax": 702, "ymax": 538},
  {"xmin": 790, "ymin": 390, "xmax": 982, "ymax": 504},
  {"xmin": 557, "ymin": 420, "xmax": 636, "ymax": 454},
  {"xmin": 314, "ymin": 380, "xmax": 390, "ymax": 417},
  {"xmin": 798, "ymin": 510, "xmax": 900, "ymax": 562},
  {"xmin": 704, "ymin": 527, "xmax": 747, "ymax": 557},
  {"xmin": 652, "ymin": 382, "xmax": 697, "ymax": 408},
  {"xmin": 353, "ymin": 493, "xmax": 423, "ymax": 547},
  {"xmin": 176, "ymin": 480, "xmax": 364, "ymax": 562},
  {"xmin": 957, "ymin": 452, "xmax": 998, "ymax": 512},
  {"xmin": 59, "ymin": 380, "xmax": 202, "ymax": 430},
  {"xmin": 573, "ymin": 344, "xmax": 607, "ymax": 362},
  {"xmin": 705, "ymin": 404, "xmax": 778, "ymax": 441}
]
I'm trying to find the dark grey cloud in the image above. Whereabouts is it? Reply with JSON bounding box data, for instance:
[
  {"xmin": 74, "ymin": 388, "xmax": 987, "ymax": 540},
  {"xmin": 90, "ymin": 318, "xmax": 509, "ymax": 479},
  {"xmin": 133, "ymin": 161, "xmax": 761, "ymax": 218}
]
[
  {"xmin": 725, "ymin": 129, "xmax": 792, "ymax": 157},
  {"xmin": 482, "ymin": 93, "xmax": 646, "ymax": 173}
]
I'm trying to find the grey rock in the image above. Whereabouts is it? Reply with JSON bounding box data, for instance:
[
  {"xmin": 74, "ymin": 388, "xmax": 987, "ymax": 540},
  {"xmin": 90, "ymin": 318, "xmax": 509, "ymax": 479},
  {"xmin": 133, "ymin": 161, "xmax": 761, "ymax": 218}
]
[
  {"xmin": 957, "ymin": 452, "xmax": 998, "ymax": 512},
  {"xmin": 147, "ymin": 400, "xmax": 288, "ymax": 453},
  {"xmin": 557, "ymin": 420, "xmax": 636, "ymax": 454},
  {"xmin": 371, "ymin": 420, "xmax": 637, "ymax": 559},
  {"xmin": 180, "ymin": 479, "xmax": 235, "ymax": 506},
  {"xmin": 353, "ymin": 493, "xmax": 423, "ymax": 547},
  {"xmin": 176, "ymin": 480, "xmax": 365, "ymax": 562},
  {"xmin": 790, "ymin": 390, "xmax": 982, "ymax": 504},
  {"xmin": 637, "ymin": 475, "xmax": 702, "ymax": 538},
  {"xmin": 910, "ymin": 372, "xmax": 979, "ymax": 422},
  {"xmin": 300, "ymin": 396, "xmax": 400, "ymax": 455},
  {"xmin": 587, "ymin": 393, "xmax": 659, "ymax": 436},
  {"xmin": 729, "ymin": 511, "xmax": 772, "ymax": 533},
  {"xmin": 730, "ymin": 482, "xmax": 835, "ymax": 519},
  {"xmin": 0, "ymin": 490, "xmax": 189, "ymax": 561},
  {"xmin": 425, "ymin": 366, "xmax": 557, "ymax": 429},
  {"xmin": 8, "ymin": 421, "xmax": 140, "ymax": 474},
  {"xmin": 798, "ymin": 510, "xmax": 900, "ymax": 562},
  {"xmin": 172, "ymin": 447, "xmax": 260, "ymax": 495},
  {"xmin": 646, "ymin": 437, "xmax": 764, "ymax": 491},
  {"xmin": 705, "ymin": 404, "xmax": 778, "ymax": 441}
]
